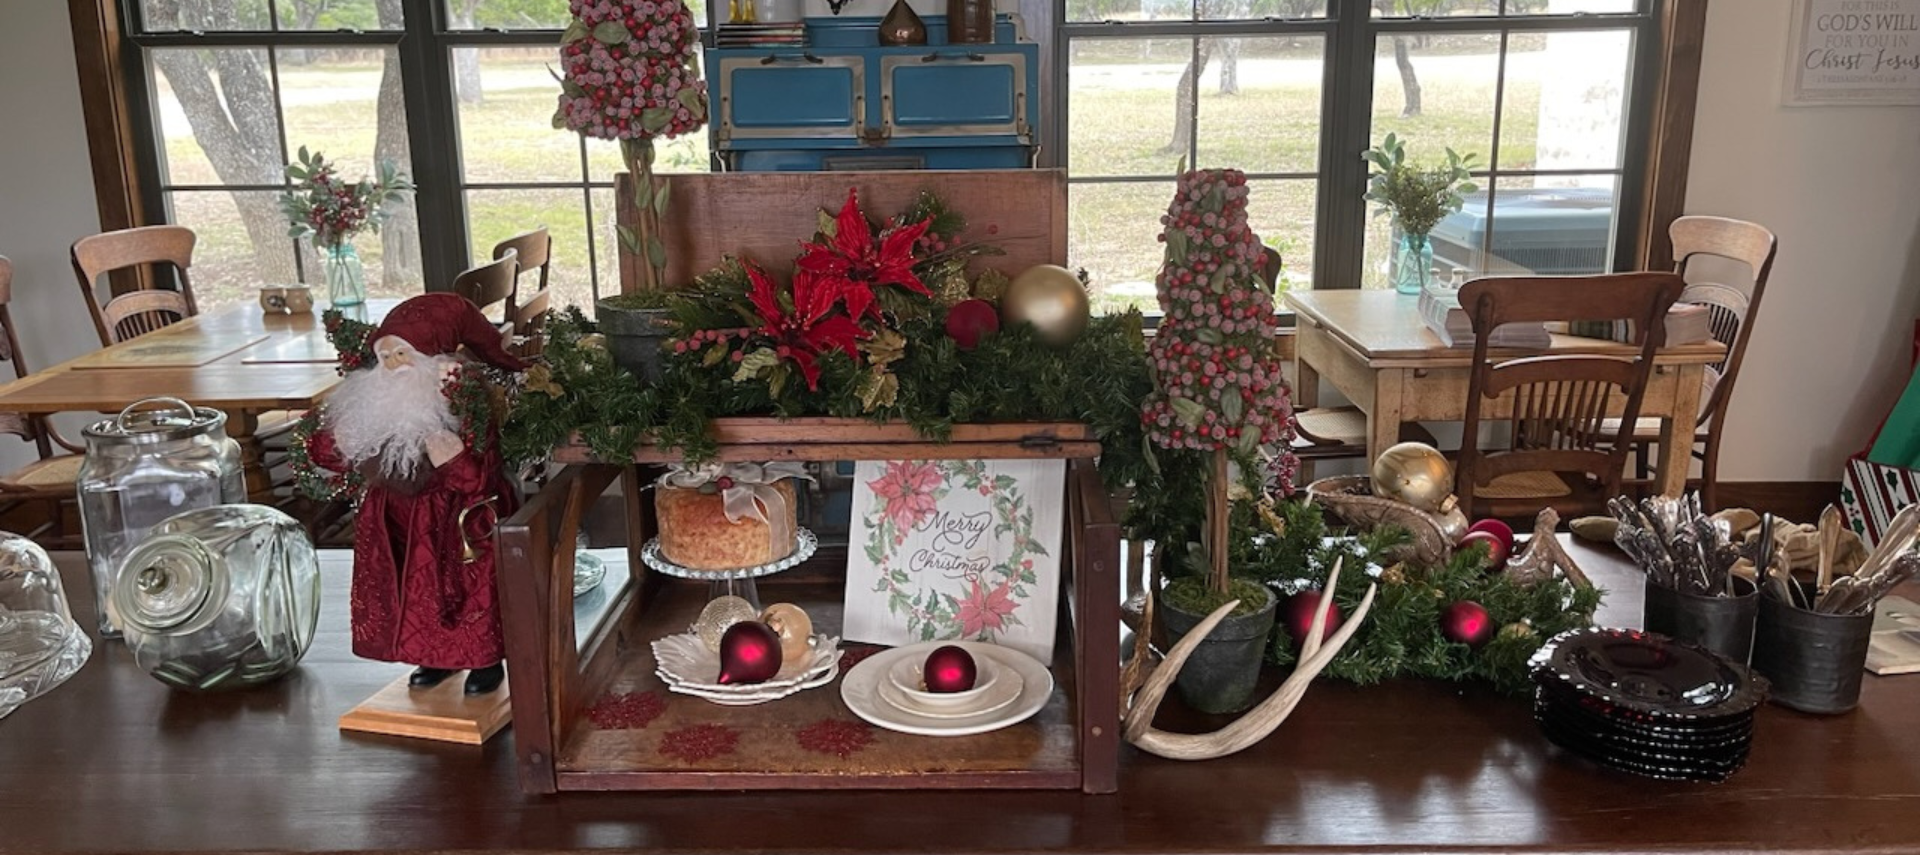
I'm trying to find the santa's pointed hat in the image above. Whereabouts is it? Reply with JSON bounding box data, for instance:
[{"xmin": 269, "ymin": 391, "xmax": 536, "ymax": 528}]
[{"xmin": 373, "ymin": 293, "xmax": 528, "ymax": 373}]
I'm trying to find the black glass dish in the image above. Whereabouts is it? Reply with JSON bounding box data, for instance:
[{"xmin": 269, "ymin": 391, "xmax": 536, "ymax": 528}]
[{"xmin": 1528, "ymin": 628, "xmax": 1768, "ymax": 721}]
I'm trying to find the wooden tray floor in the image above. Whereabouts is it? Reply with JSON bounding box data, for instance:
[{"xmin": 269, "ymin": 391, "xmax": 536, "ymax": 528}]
[{"xmin": 554, "ymin": 577, "xmax": 1084, "ymax": 789}]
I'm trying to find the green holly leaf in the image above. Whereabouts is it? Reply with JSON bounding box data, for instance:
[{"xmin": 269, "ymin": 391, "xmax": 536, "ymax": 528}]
[
  {"xmin": 592, "ymin": 21, "xmax": 630, "ymax": 44},
  {"xmin": 1195, "ymin": 327, "xmax": 1224, "ymax": 346},
  {"xmin": 550, "ymin": 109, "xmax": 569, "ymax": 130},
  {"xmin": 1167, "ymin": 229, "xmax": 1189, "ymax": 265},
  {"xmin": 676, "ymin": 87, "xmax": 705, "ymax": 118},
  {"xmin": 562, "ymin": 20, "xmax": 589, "ymax": 42},
  {"xmin": 640, "ymin": 107, "xmax": 671, "ymax": 133},
  {"xmin": 1220, "ymin": 385, "xmax": 1243, "ymax": 423},
  {"xmin": 732, "ymin": 347, "xmax": 778, "ymax": 382},
  {"xmin": 1236, "ymin": 427, "xmax": 1260, "ymax": 456},
  {"xmin": 1170, "ymin": 396, "xmax": 1207, "ymax": 428},
  {"xmin": 817, "ymin": 209, "xmax": 837, "ymax": 238}
]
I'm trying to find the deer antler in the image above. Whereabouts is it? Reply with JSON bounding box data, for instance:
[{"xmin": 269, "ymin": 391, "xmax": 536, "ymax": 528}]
[{"xmin": 1122, "ymin": 558, "xmax": 1377, "ymax": 761}]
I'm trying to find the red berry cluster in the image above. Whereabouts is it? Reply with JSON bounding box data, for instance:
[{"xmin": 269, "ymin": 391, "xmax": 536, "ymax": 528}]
[
  {"xmin": 1140, "ymin": 169, "xmax": 1295, "ymax": 456},
  {"xmin": 556, "ymin": 0, "xmax": 708, "ymax": 142}
]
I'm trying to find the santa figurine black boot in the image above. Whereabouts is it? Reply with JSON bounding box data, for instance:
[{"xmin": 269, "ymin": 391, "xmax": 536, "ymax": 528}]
[{"xmin": 465, "ymin": 662, "xmax": 506, "ymax": 695}]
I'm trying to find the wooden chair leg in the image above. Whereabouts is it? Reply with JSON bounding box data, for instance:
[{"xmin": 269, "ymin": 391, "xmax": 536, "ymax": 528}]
[{"xmin": 1700, "ymin": 436, "xmax": 1720, "ymax": 513}]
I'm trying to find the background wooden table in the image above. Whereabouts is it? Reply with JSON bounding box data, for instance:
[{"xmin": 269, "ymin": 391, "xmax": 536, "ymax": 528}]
[
  {"xmin": 1285, "ymin": 290, "xmax": 1726, "ymax": 496},
  {"xmin": 0, "ymin": 301, "xmax": 393, "ymax": 500},
  {"xmin": 6, "ymin": 541, "xmax": 1920, "ymax": 854}
]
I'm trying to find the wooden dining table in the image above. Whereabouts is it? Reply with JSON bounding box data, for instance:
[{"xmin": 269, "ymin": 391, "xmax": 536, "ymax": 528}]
[
  {"xmin": 1284, "ymin": 290, "xmax": 1726, "ymax": 497},
  {"xmin": 0, "ymin": 299, "xmax": 396, "ymax": 500}
]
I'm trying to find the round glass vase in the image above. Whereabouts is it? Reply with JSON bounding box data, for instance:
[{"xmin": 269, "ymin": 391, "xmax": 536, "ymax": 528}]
[
  {"xmin": 1391, "ymin": 229, "xmax": 1434, "ymax": 296},
  {"xmin": 322, "ymin": 242, "xmax": 367, "ymax": 308}
]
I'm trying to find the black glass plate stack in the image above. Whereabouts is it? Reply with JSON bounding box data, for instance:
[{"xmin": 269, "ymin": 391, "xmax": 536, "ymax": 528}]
[{"xmin": 1527, "ymin": 627, "xmax": 1768, "ymax": 782}]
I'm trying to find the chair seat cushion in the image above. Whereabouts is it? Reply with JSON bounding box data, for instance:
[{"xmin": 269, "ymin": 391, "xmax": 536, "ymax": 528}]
[
  {"xmin": 0, "ymin": 454, "xmax": 82, "ymax": 494},
  {"xmin": 1472, "ymin": 469, "xmax": 1574, "ymax": 500}
]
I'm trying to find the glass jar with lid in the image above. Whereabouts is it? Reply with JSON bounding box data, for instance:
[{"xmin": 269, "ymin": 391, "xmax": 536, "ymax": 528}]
[
  {"xmin": 112, "ymin": 504, "xmax": 321, "ymax": 692},
  {"xmin": 0, "ymin": 531, "xmax": 92, "ymax": 719},
  {"xmin": 79, "ymin": 397, "xmax": 244, "ymax": 637}
]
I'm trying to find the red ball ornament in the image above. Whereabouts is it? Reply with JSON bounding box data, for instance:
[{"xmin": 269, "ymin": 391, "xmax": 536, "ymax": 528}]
[
  {"xmin": 1441, "ymin": 600, "xmax": 1495, "ymax": 648},
  {"xmin": 717, "ymin": 621, "xmax": 782, "ymax": 685},
  {"xmin": 945, "ymin": 299, "xmax": 1000, "ymax": 350},
  {"xmin": 1463, "ymin": 518, "xmax": 1515, "ymax": 553},
  {"xmin": 1281, "ymin": 589, "xmax": 1343, "ymax": 647},
  {"xmin": 1458, "ymin": 530, "xmax": 1510, "ymax": 571},
  {"xmin": 922, "ymin": 645, "xmax": 978, "ymax": 693}
]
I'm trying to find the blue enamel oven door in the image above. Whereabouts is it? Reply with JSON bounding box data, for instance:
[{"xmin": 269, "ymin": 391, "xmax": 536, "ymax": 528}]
[
  {"xmin": 878, "ymin": 48, "xmax": 1032, "ymax": 146},
  {"xmin": 714, "ymin": 53, "xmax": 866, "ymax": 149}
]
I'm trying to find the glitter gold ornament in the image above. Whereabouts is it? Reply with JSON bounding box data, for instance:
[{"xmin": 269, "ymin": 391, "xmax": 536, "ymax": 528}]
[
  {"xmin": 1002, "ymin": 264, "xmax": 1091, "ymax": 346},
  {"xmin": 694, "ymin": 595, "xmax": 759, "ymax": 652},
  {"xmin": 1370, "ymin": 441, "xmax": 1454, "ymax": 513}
]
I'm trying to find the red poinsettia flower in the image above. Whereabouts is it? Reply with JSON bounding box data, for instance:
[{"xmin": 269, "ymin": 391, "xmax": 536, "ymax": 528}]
[
  {"xmin": 795, "ymin": 189, "xmax": 933, "ymax": 315},
  {"xmin": 746, "ymin": 262, "xmax": 867, "ymax": 391}
]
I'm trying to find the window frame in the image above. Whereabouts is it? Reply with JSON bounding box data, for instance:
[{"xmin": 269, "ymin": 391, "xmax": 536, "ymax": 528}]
[{"xmin": 1053, "ymin": 0, "xmax": 1669, "ymax": 293}]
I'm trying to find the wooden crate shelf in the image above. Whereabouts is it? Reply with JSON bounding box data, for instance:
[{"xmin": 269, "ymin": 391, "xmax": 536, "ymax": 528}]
[{"xmin": 497, "ymin": 419, "xmax": 1121, "ymax": 794}]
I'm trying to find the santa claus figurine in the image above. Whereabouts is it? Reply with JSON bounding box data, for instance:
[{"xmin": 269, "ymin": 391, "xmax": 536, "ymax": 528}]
[{"xmin": 295, "ymin": 294, "xmax": 526, "ymax": 696}]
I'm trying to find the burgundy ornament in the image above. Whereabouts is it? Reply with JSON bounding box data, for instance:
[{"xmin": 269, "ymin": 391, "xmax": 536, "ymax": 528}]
[
  {"xmin": 1458, "ymin": 530, "xmax": 1510, "ymax": 571},
  {"xmin": 1440, "ymin": 600, "xmax": 1495, "ymax": 648},
  {"xmin": 717, "ymin": 620, "xmax": 782, "ymax": 684},
  {"xmin": 1281, "ymin": 589, "xmax": 1343, "ymax": 647},
  {"xmin": 1463, "ymin": 518, "xmax": 1515, "ymax": 552},
  {"xmin": 922, "ymin": 645, "xmax": 978, "ymax": 693},
  {"xmin": 945, "ymin": 299, "xmax": 1001, "ymax": 350}
]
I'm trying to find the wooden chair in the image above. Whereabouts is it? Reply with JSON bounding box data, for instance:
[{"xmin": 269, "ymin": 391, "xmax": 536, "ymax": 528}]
[
  {"xmin": 493, "ymin": 229, "xmax": 552, "ymax": 358},
  {"xmin": 70, "ymin": 225, "xmax": 200, "ymax": 345},
  {"xmin": 1624, "ymin": 215, "xmax": 1778, "ymax": 511},
  {"xmin": 452, "ymin": 251, "xmax": 519, "ymax": 349},
  {"xmin": 0, "ymin": 257, "xmax": 87, "ymax": 546},
  {"xmin": 1454, "ymin": 272, "xmax": 1685, "ymax": 520}
]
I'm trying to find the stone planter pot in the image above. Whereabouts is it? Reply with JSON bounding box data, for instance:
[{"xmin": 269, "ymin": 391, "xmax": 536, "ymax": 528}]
[
  {"xmin": 1157, "ymin": 584, "xmax": 1279, "ymax": 715},
  {"xmin": 596, "ymin": 300, "xmax": 673, "ymax": 384}
]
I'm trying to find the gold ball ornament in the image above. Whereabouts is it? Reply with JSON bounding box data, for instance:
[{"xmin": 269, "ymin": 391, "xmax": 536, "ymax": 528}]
[
  {"xmin": 759, "ymin": 602, "xmax": 815, "ymax": 664},
  {"xmin": 1001, "ymin": 264, "xmax": 1091, "ymax": 346},
  {"xmin": 694, "ymin": 595, "xmax": 760, "ymax": 652},
  {"xmin": 1370, "ymin": 441, "xmax": 1454, "ymax": 513}
]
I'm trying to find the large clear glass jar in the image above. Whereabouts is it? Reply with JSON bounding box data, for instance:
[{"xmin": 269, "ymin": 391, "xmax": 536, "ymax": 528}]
[
  {"xmin": 79, "ymin": 397, "xmax": 244, "ymax": 637},
  {"xmin": 0, "ymin": 531, "xmax": 91, "ymax": 719},
  {"xmin": 112, "ymin": 504, "xmax": 320, "ymax": 692}
]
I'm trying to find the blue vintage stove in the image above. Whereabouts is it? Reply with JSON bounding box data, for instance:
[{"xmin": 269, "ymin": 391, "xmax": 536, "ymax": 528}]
[{"xmin": 706, "ymin": 14, "xmax": 1039, "ymax": 171}]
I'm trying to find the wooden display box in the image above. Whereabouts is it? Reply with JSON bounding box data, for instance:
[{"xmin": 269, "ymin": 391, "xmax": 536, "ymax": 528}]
[{"xmin": 496, "ymin": 419, "xmax": 1121, "ymax": 794}]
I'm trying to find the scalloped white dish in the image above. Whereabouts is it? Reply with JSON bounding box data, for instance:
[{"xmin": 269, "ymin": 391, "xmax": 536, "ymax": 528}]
[{"xmin": 652, "ymin": 631, "xmax": 840, "ymax": 696}]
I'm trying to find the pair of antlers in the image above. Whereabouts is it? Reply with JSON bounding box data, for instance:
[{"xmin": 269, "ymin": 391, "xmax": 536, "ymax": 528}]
[{"xmin": 1121, "ymin": 558, "xmax": 1378, "ymax": 761}]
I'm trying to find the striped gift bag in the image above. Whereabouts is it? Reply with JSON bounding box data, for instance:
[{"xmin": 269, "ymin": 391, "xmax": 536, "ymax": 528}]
[{"xmin": 1842, "ymin": 452, "xmax": 1920, "ymax": 549}]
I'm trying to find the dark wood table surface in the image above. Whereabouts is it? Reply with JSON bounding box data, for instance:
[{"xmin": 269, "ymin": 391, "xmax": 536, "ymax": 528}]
[{"xmin": 7, "ymin": 541, "xmax": 1920, "ymax": 854}]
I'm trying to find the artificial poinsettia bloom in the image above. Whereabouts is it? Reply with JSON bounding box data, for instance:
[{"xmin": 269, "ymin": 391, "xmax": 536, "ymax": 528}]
[
  {"xmin": 795, "ymin": 189, "xmax": 933, "ymax": 315},
  {"xmin": 745, "ymin": 262, "xmax": 867, "ymax": 390},
  {"xmin": 957, "ymin": 574, "xmax": 1019, "ymax": 638}
]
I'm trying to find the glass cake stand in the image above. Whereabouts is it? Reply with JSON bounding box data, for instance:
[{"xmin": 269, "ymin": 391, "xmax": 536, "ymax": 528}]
[{"xmin": 640, "ymin": 528, "xmax": 818, "ymax": 609}]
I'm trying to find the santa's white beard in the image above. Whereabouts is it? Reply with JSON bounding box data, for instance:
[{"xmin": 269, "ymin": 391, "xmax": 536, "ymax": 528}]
[{"xmin": 326, "ymin": 355, "xmax": 458, "ymax": 480}]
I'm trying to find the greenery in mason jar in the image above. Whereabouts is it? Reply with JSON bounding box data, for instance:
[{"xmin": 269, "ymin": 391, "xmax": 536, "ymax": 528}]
[
  {"xmin": 279, "ymin": 146, "xmax": 415, "ymax": 249},
  {"xmin": 1362, "ymin": 133, "xmax": 1479, "ymax": 237}
]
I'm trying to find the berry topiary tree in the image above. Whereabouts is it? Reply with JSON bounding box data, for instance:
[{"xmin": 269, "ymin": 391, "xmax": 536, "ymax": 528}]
[{"xmin": 1141, "ymin": 168, "xmax": 1295, "ymax": 596}]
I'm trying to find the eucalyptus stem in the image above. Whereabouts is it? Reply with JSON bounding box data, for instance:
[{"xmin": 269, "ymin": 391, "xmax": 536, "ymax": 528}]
[
  {"xmin": 1207, "ymin": 448, "xmax": 1230, "ymax": 595},
  {"xmin": 621, "ymin": 138, "xmax": 664, "ymax": 292}
]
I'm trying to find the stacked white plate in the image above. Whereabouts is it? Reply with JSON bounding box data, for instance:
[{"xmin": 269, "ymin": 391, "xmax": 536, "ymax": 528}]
[
  {"xmin": 840, "ymin": 641, "xmax": 1053, "ymax": 736},
  {"xmin": 651, "ymin": 631, "xmax": 842, "ymax": 706}
]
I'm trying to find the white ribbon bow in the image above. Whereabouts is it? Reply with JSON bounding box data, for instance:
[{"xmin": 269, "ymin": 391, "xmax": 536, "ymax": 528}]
[{"xmin": 658, "ymin": 462, "xmax": 813, "ymax": 550}]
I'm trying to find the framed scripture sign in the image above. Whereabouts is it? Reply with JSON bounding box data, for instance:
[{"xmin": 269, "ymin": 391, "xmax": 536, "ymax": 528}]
[
  {"xmin": 1784, "ymin": 0, "xmax": 1920, "ymax": 105},
  {"xmin": 842, "ymin": 459, "xmax": 1066, "ymax": 664}
]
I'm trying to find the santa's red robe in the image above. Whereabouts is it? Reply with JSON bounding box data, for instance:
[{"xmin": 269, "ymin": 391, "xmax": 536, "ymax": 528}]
[{"xmin": 306, "ymin": 429, "xmax": 519, "ymax": 669}]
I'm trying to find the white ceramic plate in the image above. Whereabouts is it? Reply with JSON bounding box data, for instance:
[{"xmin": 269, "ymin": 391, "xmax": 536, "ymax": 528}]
[
  {"xmin": 876, "ymin": 664, "xmax": 1023, "ymax": 720},
  {"xmin": 666, "ymin": 663, "xmax": 840, "ymax": 706},
  {"xmin": 652, "ymin": 632, "xmax": 840, "ymax": 695},
  {"xmin": 840, "ymin": 641, "xmax": 1053, "ymax": 737}
]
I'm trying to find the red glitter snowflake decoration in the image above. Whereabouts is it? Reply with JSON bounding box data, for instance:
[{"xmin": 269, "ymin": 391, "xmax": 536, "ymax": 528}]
[
  {"xmin": 658, "ymin": 723, "xmax": 740, "ymax": 762},
  {"xmin": 797, "ymin": 719, "xmax": 875, "ymax": 760},
  {"xmin": 585, "ymin": 690, "xmax": 665, "ymax": 730}
]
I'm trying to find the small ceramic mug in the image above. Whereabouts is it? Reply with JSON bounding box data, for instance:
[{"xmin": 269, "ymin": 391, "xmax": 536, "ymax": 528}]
[{"xmin": 259, "ymin": 286, "xmax": 315, "ymax": 314}]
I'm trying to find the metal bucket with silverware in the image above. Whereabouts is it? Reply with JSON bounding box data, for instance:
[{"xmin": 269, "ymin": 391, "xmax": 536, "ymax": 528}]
[
  {"xmin": 1610, "ymin": 494, "xmax": 1759, "ymax": 663},
  {"xmin": 1751, "ymin": 504, "xmax": 1920, "ymax": 714}
]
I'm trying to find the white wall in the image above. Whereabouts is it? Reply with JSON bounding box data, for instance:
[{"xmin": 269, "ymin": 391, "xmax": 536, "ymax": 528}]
[
  {"xmin": 1687, "ymin": 0, "xmax": 1920, "ymax": 481},
  {"xmin": 0, "ymin": 4, "xmax": 105, "ymax": 472}
]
